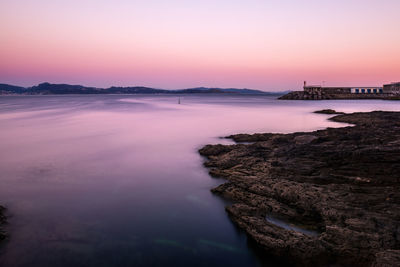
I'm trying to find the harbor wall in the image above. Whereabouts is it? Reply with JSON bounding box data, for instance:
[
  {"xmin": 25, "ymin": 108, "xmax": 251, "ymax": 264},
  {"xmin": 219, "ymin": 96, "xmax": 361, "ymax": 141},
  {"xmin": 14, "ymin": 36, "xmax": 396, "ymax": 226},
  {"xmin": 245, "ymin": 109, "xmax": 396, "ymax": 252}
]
[{"xmin": 279, "ymin": 91, "xmax": 397, "ymax": 100}]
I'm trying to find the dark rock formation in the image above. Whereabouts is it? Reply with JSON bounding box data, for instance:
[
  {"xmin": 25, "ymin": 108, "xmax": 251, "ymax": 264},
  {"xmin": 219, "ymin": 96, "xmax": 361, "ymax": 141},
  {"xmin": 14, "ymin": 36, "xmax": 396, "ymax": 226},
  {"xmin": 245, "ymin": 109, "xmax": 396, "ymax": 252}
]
[
  {"xmin": 372, "ymin": 250, "xmax": 400, "ymax": 266},
  {"xmin": 314, "ymin": 109, "xmax": 345, "ymax": 115},
  {"xmin": 199, "ymin": 111, "xmax": 400, "ymax": 266},
  {"xmin": 0, "ymin": 206, "xmax": 6, "ymax": 242}
]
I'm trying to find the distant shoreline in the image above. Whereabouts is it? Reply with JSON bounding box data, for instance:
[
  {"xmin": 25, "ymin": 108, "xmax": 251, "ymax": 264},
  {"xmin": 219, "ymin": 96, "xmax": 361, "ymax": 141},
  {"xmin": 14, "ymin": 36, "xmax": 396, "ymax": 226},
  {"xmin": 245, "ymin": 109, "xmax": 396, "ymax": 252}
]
[{"xmin": 0, "ymin": 82, "xmax": 288, "ymax": 96}]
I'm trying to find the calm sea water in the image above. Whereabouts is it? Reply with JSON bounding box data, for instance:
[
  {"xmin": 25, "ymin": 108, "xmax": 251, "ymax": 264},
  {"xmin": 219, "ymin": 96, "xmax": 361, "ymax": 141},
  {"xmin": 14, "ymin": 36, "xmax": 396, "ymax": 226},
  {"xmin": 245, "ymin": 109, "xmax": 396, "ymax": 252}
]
[{"xmin": 0, "ymin": 94, "xmax": 399, "ymax": 267}]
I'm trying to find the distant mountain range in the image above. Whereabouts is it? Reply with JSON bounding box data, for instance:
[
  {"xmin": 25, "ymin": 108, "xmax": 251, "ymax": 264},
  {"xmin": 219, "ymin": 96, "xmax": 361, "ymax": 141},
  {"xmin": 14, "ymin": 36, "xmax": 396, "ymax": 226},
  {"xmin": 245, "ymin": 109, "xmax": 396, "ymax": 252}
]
[{"xmin": 0, "ymin": 82, "xmax": 288, "ymax": 95}]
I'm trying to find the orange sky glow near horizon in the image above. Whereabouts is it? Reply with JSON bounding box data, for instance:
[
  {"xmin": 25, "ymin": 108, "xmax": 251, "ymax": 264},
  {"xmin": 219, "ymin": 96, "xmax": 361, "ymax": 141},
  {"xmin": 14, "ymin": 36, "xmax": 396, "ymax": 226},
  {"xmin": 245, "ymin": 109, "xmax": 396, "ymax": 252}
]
[{"xmin": 1, "ymin": 0, "xmax": 399, "ymax": 91}]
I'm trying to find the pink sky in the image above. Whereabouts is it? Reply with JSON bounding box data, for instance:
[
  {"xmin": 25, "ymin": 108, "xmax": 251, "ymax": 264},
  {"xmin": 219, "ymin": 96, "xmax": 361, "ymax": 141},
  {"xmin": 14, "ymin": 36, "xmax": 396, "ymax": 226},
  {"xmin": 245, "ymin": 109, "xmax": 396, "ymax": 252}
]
[{"xmin": 1, "ymin": 0, "xmax": 399, "ymax": 91}]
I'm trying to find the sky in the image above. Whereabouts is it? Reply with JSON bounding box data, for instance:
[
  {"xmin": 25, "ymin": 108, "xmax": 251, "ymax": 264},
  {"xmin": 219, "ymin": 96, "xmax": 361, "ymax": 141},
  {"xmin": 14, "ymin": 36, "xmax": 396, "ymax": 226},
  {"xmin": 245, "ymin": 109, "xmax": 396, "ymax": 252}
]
[{"xmin": 0, "ymin": 0, "xmax": 399, "ymax": 91}]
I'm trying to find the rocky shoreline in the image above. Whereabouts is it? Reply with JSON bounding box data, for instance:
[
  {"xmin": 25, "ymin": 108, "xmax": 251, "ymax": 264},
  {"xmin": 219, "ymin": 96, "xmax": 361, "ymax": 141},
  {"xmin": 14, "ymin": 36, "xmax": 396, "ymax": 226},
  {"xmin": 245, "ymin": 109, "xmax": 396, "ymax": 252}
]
[
  {"xmin": 0, "ymin": 206, "xmax": 6, "ymax": 242},
  {"xmin": 199, "ymin": 110, "xmax": 400, "ymax": 266}
]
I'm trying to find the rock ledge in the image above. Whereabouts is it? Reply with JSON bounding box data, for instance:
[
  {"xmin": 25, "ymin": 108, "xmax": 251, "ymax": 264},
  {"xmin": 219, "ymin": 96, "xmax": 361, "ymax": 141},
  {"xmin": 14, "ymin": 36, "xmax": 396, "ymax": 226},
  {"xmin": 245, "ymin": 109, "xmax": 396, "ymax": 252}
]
[{"xmin": 200, "ymin": 111, "xmax": 400, "ymax": 266}]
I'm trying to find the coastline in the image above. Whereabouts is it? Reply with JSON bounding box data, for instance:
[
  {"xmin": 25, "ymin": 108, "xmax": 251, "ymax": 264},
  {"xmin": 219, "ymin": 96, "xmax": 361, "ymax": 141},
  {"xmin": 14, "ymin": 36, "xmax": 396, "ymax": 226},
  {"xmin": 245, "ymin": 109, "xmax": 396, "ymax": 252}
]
[
  {"xmin": 199, "ymin": 110, "xmax": 400, "ymax": 266},
  {"xmin": 0, "ymin": 206, "xmax": 6, "ymax": 242}
]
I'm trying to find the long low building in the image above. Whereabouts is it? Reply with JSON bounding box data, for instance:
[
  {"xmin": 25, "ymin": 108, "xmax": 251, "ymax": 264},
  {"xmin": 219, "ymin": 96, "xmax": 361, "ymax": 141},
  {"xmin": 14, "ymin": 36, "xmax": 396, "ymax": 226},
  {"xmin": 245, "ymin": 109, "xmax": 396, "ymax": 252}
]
[
  {"xmin": 304, "ymin": 81, "xmax": 400, "ymax": 95},
  {"xmin": 304, "ymin": 84, "xmax": 383, "ymax": 95},
  {"xmin": 279, "ymin": 81, "xmax": 400, "ymax": 100}
]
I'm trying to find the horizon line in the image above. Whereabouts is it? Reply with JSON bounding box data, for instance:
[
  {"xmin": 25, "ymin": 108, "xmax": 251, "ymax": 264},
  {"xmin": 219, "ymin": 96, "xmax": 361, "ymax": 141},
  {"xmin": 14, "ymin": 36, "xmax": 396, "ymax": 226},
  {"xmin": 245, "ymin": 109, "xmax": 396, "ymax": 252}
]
[{"xmin": 0, "ymin": 81, "xmax": 293, "ymax": 93}]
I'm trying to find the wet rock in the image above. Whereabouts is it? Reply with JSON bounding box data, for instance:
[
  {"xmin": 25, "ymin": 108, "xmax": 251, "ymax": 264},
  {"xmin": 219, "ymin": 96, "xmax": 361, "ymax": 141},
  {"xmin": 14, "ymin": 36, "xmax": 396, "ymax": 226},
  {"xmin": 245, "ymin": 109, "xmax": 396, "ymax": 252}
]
[
  {"xmin": 372, "ymin": 250, "xmax": 400, "ymax": 267},
  {"xmin": 0, "ymin": 206, "xmax": 7, "ymax": 241},
  {"xmin": 200, "ymin": 111, "xmax": 400, "ymax": 266},
  {"xmin": 199, "ymin": 144, "xmax": 234, "ymax": 156},
  {"xmin": 227, "ymin": 133, "xmax": 276, "ymax": 143},
  {"xmin": 294, "ymin": 135, "xmax": 317, "ymax": 145},
  {"xmin": 314, "ymin": 109, "xmax": 345, "ymax": 115}
]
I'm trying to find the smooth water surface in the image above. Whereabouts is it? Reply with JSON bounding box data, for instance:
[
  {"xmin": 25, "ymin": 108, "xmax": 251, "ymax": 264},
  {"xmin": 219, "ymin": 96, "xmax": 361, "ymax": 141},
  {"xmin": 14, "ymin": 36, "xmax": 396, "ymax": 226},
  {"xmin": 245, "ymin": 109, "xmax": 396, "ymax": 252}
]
[{"xmin": 0, "ymin": 95, "xmax": 399, "ymax": 267}]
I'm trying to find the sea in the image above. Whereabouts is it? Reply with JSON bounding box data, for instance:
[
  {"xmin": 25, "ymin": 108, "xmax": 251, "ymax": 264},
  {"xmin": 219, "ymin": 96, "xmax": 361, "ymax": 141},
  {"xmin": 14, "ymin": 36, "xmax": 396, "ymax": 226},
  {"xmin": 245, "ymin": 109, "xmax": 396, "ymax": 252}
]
[{"xmin": 0, "ymin": 94, "xmax": 399, "ymax": 267}]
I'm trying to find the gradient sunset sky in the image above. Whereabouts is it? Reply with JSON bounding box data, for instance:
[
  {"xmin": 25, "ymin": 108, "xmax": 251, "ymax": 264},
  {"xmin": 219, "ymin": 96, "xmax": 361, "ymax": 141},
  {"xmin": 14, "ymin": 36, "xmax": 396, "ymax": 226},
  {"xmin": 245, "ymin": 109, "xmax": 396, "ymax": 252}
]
[{"xmin": 1, "ymin": 0, "xmax": 399, "ymax": 91}]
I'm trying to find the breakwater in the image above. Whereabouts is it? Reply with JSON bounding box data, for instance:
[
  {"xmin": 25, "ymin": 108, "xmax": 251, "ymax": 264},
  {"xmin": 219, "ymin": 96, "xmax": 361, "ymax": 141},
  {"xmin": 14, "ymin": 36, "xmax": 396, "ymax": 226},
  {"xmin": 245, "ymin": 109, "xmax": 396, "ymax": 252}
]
[{"xmin": 279, "ymin": 91, "xmax": 398, "ymax": 100}]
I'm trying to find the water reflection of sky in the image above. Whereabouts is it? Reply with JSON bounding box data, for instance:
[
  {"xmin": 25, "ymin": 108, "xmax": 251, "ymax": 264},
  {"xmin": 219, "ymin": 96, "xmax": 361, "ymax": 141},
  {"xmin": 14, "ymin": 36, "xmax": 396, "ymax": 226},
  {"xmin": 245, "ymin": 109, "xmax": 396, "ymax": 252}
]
[{"xmin": 0, "ymin": 95, "xmax": 399, "ymax": 266}]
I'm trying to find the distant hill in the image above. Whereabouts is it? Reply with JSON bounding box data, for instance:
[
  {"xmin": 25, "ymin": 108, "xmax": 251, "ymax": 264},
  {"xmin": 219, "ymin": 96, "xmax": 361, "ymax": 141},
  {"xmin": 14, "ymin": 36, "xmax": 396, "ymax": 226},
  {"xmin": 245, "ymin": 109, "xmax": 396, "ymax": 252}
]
[
  {"xmin": 0, "ymin": 83, "xmax": 26, "ymax": 94},
  {"xmin": 28, "ymin": 82, "xmax": 100, "ymax": 94},
  {"xmin": 0, "ymin": 82, "xmax": 286, "ymax": 95}
]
